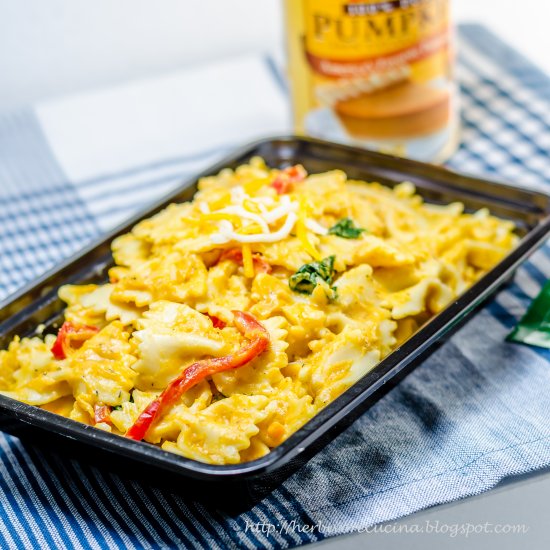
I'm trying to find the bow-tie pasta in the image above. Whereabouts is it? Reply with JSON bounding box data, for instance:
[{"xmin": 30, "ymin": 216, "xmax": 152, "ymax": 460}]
[{"xmin": 0, "ymin": 159, "xmax": 517, "ymax": 464}]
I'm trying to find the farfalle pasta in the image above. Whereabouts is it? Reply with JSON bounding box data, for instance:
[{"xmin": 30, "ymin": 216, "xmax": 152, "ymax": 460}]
[{"xmin": 0, "ymin": 158, "xmax": 517, "ymax": 464}]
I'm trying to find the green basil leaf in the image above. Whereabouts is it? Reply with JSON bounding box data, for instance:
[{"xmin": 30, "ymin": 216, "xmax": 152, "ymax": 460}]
[
  {"xmin": 507, "ymin": 280, "xmax": 550, "ymax": 348},
  {"xmin": 289, "ymin": 256, "xmax": 335, "ymax": 295},
  {"xmin": 328, "ymin": 218, "xmax": 366, "ymax": 239}
]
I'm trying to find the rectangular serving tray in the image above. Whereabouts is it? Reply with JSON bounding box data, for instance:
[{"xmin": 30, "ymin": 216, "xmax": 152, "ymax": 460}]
[{"xmin": 1, "ymin": 136, "xmax": 550, "ymax": 507}]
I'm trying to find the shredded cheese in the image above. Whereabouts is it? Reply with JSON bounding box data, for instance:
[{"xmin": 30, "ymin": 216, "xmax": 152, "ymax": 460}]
[
  {"xmin": 243, "ymin": 177, "xmax": 270, "ymax": 195},
  {"xmin": 305, "ymin": 219, "xmax": 329, "ymax": 235},
  {"xmin": 216, "ymin": 206, "xmax": 269, "ymax": 233},
  {"xmin": 230, "ymin": 186, "xmax": 247, "ymax": 204},
  {"xmin": 200, "ymin": 181, "xmax": 324, "ymax": 253},
  {"xmin": 243, "ymin": 199, "xmax": 262, "ymax": 214},
  {"xmin": 262, "ymin": 196, "xmax": 296, "ymax": 224},
  {"xmin": 211, "ymin": 212, "xmax": 298, "ymax": 244},
  {"xmin": 203, "ymin": 213, "xmax": 243, "ymax": 226},
  {"xmin": 242, "ymin": 245, "xmax": 255, "ymax": 277},
  {"xmin": 297, "ymin": 198, "xmax": 322, "ymax": 261}
]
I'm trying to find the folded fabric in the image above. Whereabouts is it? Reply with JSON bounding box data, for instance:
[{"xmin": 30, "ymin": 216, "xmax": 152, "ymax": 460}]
[{"xmin": 1, "ymin": 24, "xmax": 550, "ymax": 550}]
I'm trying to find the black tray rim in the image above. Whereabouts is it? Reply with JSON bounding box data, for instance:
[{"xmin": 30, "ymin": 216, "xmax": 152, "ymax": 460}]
[{"xmin": 1, "ymin": 135, "xmax": 550, "ymax": 481}]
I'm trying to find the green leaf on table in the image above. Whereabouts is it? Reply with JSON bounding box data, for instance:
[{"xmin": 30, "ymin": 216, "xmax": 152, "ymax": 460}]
[{"xmin": 507, "ymin": 279, "xmax": 550, "ymax": 348}]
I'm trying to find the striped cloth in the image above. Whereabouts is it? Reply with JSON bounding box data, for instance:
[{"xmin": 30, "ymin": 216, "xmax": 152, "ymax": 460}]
[{"xmin": 1, "ymin": 23, "xmax": 550, "ymax": 549}]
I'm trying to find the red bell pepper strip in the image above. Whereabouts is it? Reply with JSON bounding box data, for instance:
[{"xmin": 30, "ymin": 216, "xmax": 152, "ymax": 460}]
[
  {"xmin": 94, "ymin": 404, "xmax": 112, "ymax": 425},
  {"xmin": 51, "ymin": 322, "xmax": 99, "ymax": 360},
  {"xmin": 270, "ymin": 165, "xmax": 307, "ymax": 195},
  {"xmin": 201, "ymin": 312, "xmax": 227, "ymax": 329},
  {"xmin": 218, "ymin": 248, "xmax": 272, "ymax": 274},
  {"xmin": 126, "ymin": 311, "xmax": 270, "ymax": 441},
  {"xmin": 207, "ymin": 314, "xmax": 227, "ymax": 329}
]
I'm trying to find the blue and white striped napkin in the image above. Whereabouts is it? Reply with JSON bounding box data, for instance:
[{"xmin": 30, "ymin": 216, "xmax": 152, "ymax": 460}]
[{"xmin": 2, "ymin": 24, "xmax": 550, "ymax": 549}]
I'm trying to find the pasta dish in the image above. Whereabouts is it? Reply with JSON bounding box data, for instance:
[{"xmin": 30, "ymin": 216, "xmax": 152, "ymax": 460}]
[{"xmin": 0, "ymin": 159, "xmax": 517, "ymax": 464}]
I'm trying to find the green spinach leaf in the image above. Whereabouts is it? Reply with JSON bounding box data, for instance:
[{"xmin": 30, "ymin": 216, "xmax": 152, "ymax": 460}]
[
  {"xmin": 328, "ymin": 217, "xmax": 366, "ymax": 239},
  {"xmin": 289, "ymin": 255, "xmax": 335, "ymax": 295}
]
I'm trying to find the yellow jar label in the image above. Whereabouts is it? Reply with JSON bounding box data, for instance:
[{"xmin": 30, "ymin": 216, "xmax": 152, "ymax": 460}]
[
  {"xmin": 284, "ymin": 0, "xmax": 459, "ymax": 162},
  {"xmin": 304, "ymin": 0, "xmax": 449, "ymax": 74}
]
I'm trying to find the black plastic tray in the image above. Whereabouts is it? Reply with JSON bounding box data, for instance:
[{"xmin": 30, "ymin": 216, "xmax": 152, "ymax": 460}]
[{"xmin": 1, "ymin": 136, "xmax": 550, "ymax": 509}]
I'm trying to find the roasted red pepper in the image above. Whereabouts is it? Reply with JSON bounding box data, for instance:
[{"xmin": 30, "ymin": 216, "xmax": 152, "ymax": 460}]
[
  {"xmin": 51, "ymin": 322, "xmax": 99, "ymax": 360},
  {"xmin": 219, "ymin": 248, "xmax": 272, "ymax": 274},
  {"xmin": 270, "ymin": 165, "xmax": 307, "ymax": 194},
  {"xmin": 94, "ymin": 404, "xmax": 112, "ymax": 425},
  {"xmin": 126, "ymin": 311, "xmax": 270, "ymax": 441}
]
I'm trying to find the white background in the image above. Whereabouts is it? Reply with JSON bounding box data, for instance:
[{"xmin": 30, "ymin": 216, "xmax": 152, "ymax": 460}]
[{"xmin": 1, "ymin": 0, "xmax": 550, "ymax": 112}]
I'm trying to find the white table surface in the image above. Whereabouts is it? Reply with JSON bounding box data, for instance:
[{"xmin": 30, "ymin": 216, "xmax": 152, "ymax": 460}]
[{"xmin": 2, "ymin": 2, "xmax": 550, "ymax": 548}]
